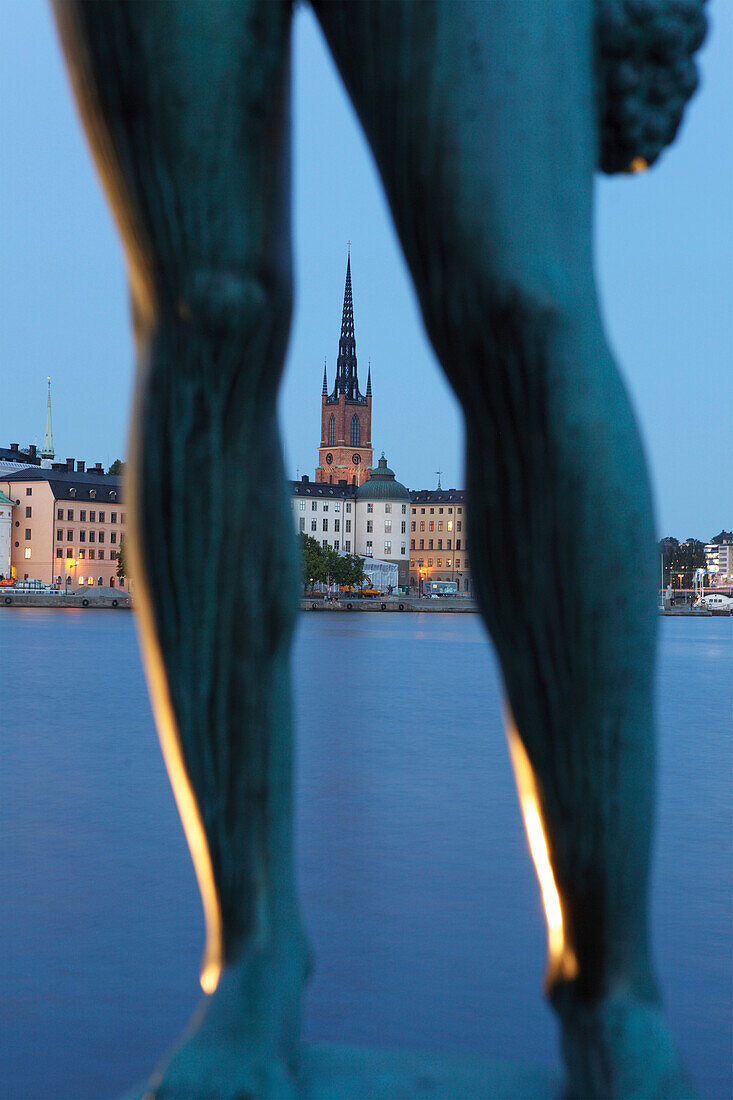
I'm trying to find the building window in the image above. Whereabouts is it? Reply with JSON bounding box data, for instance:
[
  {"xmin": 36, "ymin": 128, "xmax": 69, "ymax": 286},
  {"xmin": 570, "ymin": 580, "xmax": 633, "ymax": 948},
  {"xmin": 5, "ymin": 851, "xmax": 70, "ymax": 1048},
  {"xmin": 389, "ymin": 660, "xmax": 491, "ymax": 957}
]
[
  {"xmin": 67, "ymin": 530, "xmax": 73, "ymax": 542},
  {"xmin": 334, "ymin": 519, "xmax": 340, "ymax": 531},
  {"xmin": 401, "ymin": 521, "xmax": 406, "ymax": 533},
  {"xmin": 56, "ymin": 548, "xmax": 63, "ymax": 558},
  {"xmin": 429, "ymin": 521, "xmax": 434, "ymax": 531},
  {"xmin": 447, "ymin": 520, "xmax": 453, "ymax": 532},
  {"xmin": 346, "ymin": 502, "xmax": 352, "ymax": 513},
  {"xmin": 66, "ymin": 509, "xmax": 72, "ymax": 521},
  {"xmin": 334, "ymin": 502, "xmax": 340, "ymax": 512},
  {"xmin": 322, "ymin": 540, "xmax": 328, "ymax": 550},
  {"xmin": 80, "ymin": 510, "xmax": 86, "ymax": 522},
  {"xmin": 110, "ymin": 532, "xmax": 116, "ymax": 544},
  {"xmin": 437, "ymin": 539, "xmax": 442, "ymax": 550},
  {"xmin": 437, "ymin": 558, "xmax": 443, "ymax": 567},
  {"xmin": 79, "ymin": 549, "xmax": 86, "ymax": 560},
  {"xmin": 458, "ymin": 508, "xmax": 462, "ymax": 515},
  {"xmin": 24, "ymin": 528, "xmax": 31, "ymax": 539},
  {"xmin": 446, "ymin": 539, "xmax": 451, "ymax": 550},
  {"xmin": 311, "ymin": 520, "xmax": 317, "ymax": 531},
  {"xmin": 428, "ymin": 539, "xmax": 434, "ymax": 550},
  {"xmin": 350, "ymin": 414, "xmax": 360, "ymax": 446},
  {"xmin": 447, "ymin": 558, "xmax": 452, "ymax": 567},
  {"xmin": 411, "ymin": 522, "xmax": 416, "ymax": 532},
  {"xmin": 323, "ymin": 503, "xmax": 328, "ymax": 512},
  {"xmin": 410, "ymin": 539, "xmax": 415, "ymax": 550},
  {"xmin": 312, "ymin": 501, "xmax": 317, "ymax": 511},
  {"xmin": 99, "ymin": 511, "xmax": 105, "ymax": 523},
  {"xmin": 111, "ymin": 512, "xmax": 117, "ymax": 523},
  {"xmin": 66, "ymin": 548, "xmax": 73, "ymax": 558},
  {"xmin": 322, "ymin": 519, "xmax": 328, "ymax": 531},
  {"xmin": 419, "ymin": 539, "xmax": 424, "ymax": 550},
  {"xmin": 334, "ymin": 540, "xmax": 339, "ymax": 551},
  {"xmin": 384, "ymin": 519, "xmax": 392, "ymax": 532},
  {"xmin": 99, "ymin": 531, "xmax": 105, "ymax": 543},
  {"xmin": 420, "ymin": 508, "xmax": 425, "ymax": 514},
  {"xmin": 299, "ymin": 517, "xmax": 305, "ymax": 532},
  {"xmin": 89, "ymin": 549, "xmax": 95, "ymax": 559},
  {"xmin": 448, "ymin": 508, "xmax": 453, "ymax": 515},
  {"xmin": 385, "ymin": 503, "xmax": 392, "ymax": 514},
  {"xmin": 367, "ymin": 521, "xmax": 373, "ymax": 533},
  {"xmin": 26, "ymin": 487, "xmax": 32, "ymax": 496},
  {"xmin": 89, "ymin": 511, "xmax": 96, "ymax": 522},
  {"xmin": 456, "ymin": 539, "xmax": 461, "ymax": 550},
  {"xmin": 384, "ymin": 540, "xmax": 392, "ymax": 555},
  {"xmin": 89, "ymin": 531, "xmax": 95, "ymax": 543},
  {"xmin": 345, "ymin": 519, "xmax": 351, "ymax": 532},
  {"xmin": 328, "ymin": 414, "xmax": 336, "ymax": 446},
  {"xmin": 457, "ymin": 521, "xmax": 462, "ymax": 531},
  {"xmin": 367, "ymin": 503, "xmax": 373, "ymax": 513},
  {"xmin": 419, "ymin": 521, "xmax": 425, "ymax": 532},
  {"xmin": 24, "ymin": 548, "xmax": 31, "ymax": 559},
  {"xmin": 98, "ymin": 550, "xmax": 105, "ymax": 560},
  {"xmin": 299, "ymin": 501, "xmax": 306, "ymax": 511},
  {"xmin": 366, "ymin": 541, "xmax": 373, "ymax": 555},
  {"xmin": 57, "ymin": 508, "xmax": 63, "ymax": 520},
  {"xmin": 26, "ymin": 506, "xmax": 32, "ymax": 518},
  {"xmin": 79, "ymin": 530, "xmax": 86, "ymax": 542},
  {"xmin": 90, "ymin": 489, "xmax": 96, "ymax": 499},
  {"xmin": 430, "ymin": 508, "xmax": 434, "ymax": 514},
  {"xmin": 455, "ymin": 558, "xmax": 461, "ymax": 568},
  {"xmin": 401, "ymin": 543, "xmax": 406, "ymax": 555},
  {"xmin": 345, "ymin": 540, "xmax": 351, "ymax": 552},
  {"xmin": 428, "ymin": 557, "xmax": 433, "ymax": 567},
  {"xmin": 438, "ymin": 521, "xmax": 443, "ymax": 531},
  {"xmin": 439, "ymin": 508, "xmax": 444, "ymax": 514},
  {"xmin": 402, "ymin": 505, "xmax": 407, "ymax": 514}
]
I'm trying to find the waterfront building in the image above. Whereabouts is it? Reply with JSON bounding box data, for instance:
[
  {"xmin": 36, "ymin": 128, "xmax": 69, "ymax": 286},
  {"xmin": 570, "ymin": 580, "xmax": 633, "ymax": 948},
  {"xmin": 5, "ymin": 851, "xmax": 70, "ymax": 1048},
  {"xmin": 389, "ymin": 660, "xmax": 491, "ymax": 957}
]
[
  {"xmin": 291, "ymin": 475, "xmax": 357, "ymax": 553},
  {"xmin": 315, "ymin": 252, "xmax": 373, "ymax": 487},
  {"xmin": 705, "ymin": 530, "xmax": 733, "ymax": 586},
  {"xmin": 355, "ymin": 455, "xmax": 410, "ymax": 587},
  {"xmin": 0, "ymin": 488, "xmax": 14, "ymax": 580},
  {"xmin": 0, "ymin": 463, "xmax": 126, "ymax": 588},
  {"xmin": 409, "ymin": 488, "xmax": 472, "ymax": 596}
]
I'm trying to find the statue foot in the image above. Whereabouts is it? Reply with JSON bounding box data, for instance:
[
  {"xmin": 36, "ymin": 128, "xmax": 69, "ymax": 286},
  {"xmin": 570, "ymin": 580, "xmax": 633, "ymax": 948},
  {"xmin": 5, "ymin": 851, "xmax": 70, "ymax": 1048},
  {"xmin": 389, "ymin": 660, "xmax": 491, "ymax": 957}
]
[
  {"xmin": 138, "ymin": 949, "xmax": 306, "ymax": 1100},
  {"xmin": 554, "ymin": 988, "xmax": 697, "ymax": 1099}
]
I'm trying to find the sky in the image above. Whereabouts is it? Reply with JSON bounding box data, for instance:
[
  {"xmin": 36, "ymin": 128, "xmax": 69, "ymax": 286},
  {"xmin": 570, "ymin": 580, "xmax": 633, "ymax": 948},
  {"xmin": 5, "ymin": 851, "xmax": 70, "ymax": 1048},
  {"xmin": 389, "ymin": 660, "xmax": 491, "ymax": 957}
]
[{"xmin": 1, "ymin": 2, "xmax": 730, "ymax": 541}]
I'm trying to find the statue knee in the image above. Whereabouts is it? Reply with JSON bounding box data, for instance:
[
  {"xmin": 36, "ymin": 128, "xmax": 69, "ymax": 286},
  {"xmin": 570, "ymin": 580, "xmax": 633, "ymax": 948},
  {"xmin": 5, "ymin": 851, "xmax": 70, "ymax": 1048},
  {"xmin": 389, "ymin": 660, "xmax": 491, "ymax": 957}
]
[{"xmin": 174, "ymin": 266, "xmax": 293, "ymax": 339}]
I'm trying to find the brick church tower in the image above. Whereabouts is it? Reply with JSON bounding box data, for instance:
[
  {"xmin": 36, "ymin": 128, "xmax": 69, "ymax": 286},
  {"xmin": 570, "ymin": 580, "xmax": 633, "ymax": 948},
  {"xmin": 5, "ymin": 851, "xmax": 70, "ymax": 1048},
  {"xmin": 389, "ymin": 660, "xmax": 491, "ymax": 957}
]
[{"xmin": 316, "ymin": 251, "xmax": 373, "ymax": 486}]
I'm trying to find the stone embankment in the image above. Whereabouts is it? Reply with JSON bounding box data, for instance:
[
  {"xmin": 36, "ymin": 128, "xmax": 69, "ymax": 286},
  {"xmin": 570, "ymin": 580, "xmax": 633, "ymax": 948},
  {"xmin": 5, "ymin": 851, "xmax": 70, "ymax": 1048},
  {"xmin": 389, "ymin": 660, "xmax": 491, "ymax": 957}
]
[{"xmin": 0, "ymin": 591, "xmax": 130, "ymax": 609}]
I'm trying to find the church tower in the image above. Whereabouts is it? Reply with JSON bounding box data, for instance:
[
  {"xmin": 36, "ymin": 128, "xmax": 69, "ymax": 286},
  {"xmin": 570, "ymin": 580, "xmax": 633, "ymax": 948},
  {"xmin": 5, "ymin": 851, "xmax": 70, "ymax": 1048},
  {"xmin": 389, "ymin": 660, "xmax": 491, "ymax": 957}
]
[{"xmin": 316, "ymin": 251, "xmax": 373, "ymax": 486}]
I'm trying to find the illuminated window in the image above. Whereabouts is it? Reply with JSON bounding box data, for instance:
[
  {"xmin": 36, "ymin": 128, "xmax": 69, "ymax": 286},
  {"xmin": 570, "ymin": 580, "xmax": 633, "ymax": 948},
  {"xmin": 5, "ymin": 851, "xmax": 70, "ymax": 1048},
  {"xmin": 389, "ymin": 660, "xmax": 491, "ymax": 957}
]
[
  {"xmin": 455, "ymin": 558, "xmax": 461, "ymax": 568},
  {"xmin": 87, "ymin": 577, "xmax": 93, "ymax": 585},
  {"xmin": 79, "ymin": 549, "xmax": 85, "ymax": 559},
  {"xmin": 24, "ymin": 548, "xmax": 31, "ymax": 559},
  {"xmin": 438, "ymin": 521, "xmax": 443, "ymax": 531},
  {"xmin": 78, "ymin": 575, "xmax": 84, "ymax": 585},
  {"xmin": 447, "ymin": 521, "xmax": 453, "ymax": 531},
  {"xmin": 447, "ymin": 558, "xmax": 452, "ymax": 567},
  {"xmin": 420, "ymin": 521, "xmax": 425, "ymax": 532},
  {"xmin": 428, "ymin": 558, "xmax": 433, "ymax": 567},
  {"xmin": 429, "ymin": 521, "xmax": 434, "ymax": 532},
  {"xmin": 437, "ymin": 558, "xmax": 443, "ymax": 567}
]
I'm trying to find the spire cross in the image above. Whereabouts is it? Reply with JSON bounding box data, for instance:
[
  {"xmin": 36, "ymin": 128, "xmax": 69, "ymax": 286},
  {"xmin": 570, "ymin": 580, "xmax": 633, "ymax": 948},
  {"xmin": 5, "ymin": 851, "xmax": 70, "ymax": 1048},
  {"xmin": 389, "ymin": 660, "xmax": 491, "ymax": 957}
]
[{"xmin": 435, "ymin": 468, "xmax": 443, "ymax": 490}]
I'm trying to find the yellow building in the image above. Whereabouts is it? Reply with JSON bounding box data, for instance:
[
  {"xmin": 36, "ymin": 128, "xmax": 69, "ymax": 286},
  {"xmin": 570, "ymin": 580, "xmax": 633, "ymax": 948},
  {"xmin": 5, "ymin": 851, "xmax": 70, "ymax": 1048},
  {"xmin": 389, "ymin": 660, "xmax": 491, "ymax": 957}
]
[{"xmin": 409, "ymin": 488, "xmax": 472, "ymax": 596}]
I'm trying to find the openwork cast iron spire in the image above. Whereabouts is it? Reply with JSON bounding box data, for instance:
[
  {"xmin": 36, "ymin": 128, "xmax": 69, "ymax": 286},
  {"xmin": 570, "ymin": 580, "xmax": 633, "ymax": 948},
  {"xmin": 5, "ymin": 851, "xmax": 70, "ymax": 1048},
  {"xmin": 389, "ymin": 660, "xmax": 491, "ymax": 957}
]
[
  {"xmin": 42, "ymin": 377, "xmax": 54, "ymax": 459},
  {"xmin": 331, "ymin": 251, "xmax": 365, "ymax": 402}
]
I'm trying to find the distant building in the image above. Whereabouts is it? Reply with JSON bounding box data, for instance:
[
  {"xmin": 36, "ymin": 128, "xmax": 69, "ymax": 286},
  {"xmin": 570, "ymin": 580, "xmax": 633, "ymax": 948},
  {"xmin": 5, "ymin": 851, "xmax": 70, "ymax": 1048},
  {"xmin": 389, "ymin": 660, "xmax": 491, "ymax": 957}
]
[
  {"xmin": 705, "ymin": 531, "xmax": 733, "ymax": 586},
  {"xmin": 409, "ymin": 488, "xmax": 472, "ymax": 596},
  {"xmin": 316, "ymin": 252, "xmax": 373, "ymax": 487},
  {"xmin": 0, "ymin": 463, "xmax": 126, "ymax": 588},
  {"xmin": 291, "ymin": 476, "xmax": 357, "ymax": 553},
  {"xmin": 0, "ymin": 488, "xmax": 14, "ymax": 580},
  {"xmin": 355, "ymin": 455, "xmax": 410, "ymax": 587},
  {"xmin": 0, "ymin": 443, "xmax": 42, "ymax": 477}
]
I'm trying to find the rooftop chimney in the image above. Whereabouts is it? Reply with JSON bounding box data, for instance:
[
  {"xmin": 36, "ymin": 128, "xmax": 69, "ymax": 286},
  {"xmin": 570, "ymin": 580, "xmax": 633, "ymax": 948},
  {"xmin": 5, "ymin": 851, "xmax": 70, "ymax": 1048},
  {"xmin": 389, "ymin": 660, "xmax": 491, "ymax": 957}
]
[
  {"xmin": 10, "ymin": 443, "xmax": 19, "ymax": 452},
  {"xmin": 28, "ymin": 445, "xmax": 37, "ymax": 458},
  {"xmin": 301, "ymin": 474, "xmax": 310, "ymax": 483},
  {"xmin": 76, "ymin": 461, "xmax": 85, "ymax": 473},
  {"xmin": 93, "ymin": 462, "xmax": 104, "ymax": 474},
  {"xmin": 66, "ymin": 458, "xmax": 74, "ymax": 471}
]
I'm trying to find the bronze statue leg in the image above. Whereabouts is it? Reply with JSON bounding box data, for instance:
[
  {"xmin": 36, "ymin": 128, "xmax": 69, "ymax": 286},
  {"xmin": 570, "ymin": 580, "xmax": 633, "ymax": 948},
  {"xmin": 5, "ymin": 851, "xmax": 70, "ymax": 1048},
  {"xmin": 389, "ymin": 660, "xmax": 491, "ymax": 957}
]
[
  {"xmin": 313, "ymin": 2, "xmax": 691, "ymax": 1095},
  {"xmin": 52, "ymin": 2, "xmax": 307, "ymax": 1096}
]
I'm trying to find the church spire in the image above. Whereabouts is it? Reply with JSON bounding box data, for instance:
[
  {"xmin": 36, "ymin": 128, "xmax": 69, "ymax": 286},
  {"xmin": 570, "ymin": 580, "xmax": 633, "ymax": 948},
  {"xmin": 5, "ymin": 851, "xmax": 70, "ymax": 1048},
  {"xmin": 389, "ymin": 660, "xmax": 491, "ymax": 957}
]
[
  {"xmin": 333, "ymin": 249, "xmax": 362, "ymax": 400},
  {"xmin": 366, "ymin": 360, "xmax": 371, "ymax": 396},
  {"xmin": 322, "ymin": 358, "xmax": 328, "ymax": 396},
  {"xmin": 41, "ymin": 377, "xmax": 54, "ymax": 466}
]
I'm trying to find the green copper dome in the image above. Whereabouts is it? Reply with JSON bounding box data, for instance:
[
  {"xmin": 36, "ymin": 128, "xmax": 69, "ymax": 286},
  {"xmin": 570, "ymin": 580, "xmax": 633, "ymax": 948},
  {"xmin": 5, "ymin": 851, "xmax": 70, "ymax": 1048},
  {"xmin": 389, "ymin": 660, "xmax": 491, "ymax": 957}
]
[{"xmin": 357, "ymin": 454, "xmax": 410, "ymax": 501}]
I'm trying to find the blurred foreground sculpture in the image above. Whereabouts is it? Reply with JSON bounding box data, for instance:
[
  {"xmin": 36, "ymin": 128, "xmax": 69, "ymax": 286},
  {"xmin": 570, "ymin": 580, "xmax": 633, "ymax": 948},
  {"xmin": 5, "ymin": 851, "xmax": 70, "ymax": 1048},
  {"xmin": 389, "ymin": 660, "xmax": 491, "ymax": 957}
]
[{"xmin": 51, "ymin": 1, "xmax": 707, "ymax": 1097}]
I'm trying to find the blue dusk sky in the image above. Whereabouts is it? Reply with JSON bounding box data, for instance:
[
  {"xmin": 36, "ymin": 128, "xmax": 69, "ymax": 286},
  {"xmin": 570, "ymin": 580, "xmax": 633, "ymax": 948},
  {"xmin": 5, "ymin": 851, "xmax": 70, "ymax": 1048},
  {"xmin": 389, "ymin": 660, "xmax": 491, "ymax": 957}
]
[{"xmin": 1, "ymin": 2, "xmax": 730, "ymax": 541}]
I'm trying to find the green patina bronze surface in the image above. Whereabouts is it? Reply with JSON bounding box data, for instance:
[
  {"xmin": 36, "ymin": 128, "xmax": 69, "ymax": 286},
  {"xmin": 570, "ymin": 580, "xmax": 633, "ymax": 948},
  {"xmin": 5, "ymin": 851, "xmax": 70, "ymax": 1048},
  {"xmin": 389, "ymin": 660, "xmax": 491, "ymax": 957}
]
[{"xmin": 51, "ymin": 2, "xmax": 706, "ymax": 1097}]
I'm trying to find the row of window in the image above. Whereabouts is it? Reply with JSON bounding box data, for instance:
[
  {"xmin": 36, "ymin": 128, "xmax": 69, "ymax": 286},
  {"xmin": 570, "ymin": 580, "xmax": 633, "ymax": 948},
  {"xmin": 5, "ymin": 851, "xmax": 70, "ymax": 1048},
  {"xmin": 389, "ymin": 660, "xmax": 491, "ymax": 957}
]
[
  {"xmin": 56, "ymin": 547, "xmax": 116, "ymax": 560},
  {"xmin": 326, "ymin": 413, "xmax": 362, "ymax": 447},
  {"xmin": 413, "ymin": 520, "xmax": 460, "ymax": 532},
  {"xmin": 411, "ymin": 539, "xmax": 461, "ymax": 551},
  {"xmin": 55, "ymin": 509, "xmax": 124, "ymax": 523},
  {"xmin": 412, "ymin": 506, "xmax": 462, "ymax": 515},
  {"xmin": 365, "ymin": 520, "xmax": 406, "ymax": 533},
  {"xmin": 56, "ymin": 529, "xmax": 117, "ymax": 543},
  {"xmin": 410, "ymin": 557, "xmax": 464, "ymax": 569},
  {"xmin": 55, "ymin": 574, "xmax": 125, "ymax": 588}
]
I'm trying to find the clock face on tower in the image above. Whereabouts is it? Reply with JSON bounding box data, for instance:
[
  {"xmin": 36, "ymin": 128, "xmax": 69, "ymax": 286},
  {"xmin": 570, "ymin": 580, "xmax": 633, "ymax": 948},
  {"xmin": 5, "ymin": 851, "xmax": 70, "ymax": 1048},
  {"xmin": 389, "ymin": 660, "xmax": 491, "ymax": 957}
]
[
  {"xmin": 325, "ymin": 453, "xmax": 333, "ymax": 465},
  {"xmin": 352, "ymin": 453, "xmax": 361, "ymax": 465}
]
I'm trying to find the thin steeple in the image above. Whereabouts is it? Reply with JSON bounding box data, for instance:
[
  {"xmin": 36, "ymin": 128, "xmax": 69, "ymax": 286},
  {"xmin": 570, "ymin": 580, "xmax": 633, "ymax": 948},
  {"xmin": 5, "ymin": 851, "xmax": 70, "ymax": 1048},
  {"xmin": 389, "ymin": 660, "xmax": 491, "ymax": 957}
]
[
  {"xmin": 333, "ymin": 249, "xmax": 362, "ymax": 401},
  {"xmin": 41, "ymin": 377, "xmax": 54, "ymax": 463},
  {"xmin": 322, "ymin": 358, "xmax": 328, "ymax": 396},
  {"xmin": 366, "ymin": 360, "xmax": 372, "ymax": 396}
]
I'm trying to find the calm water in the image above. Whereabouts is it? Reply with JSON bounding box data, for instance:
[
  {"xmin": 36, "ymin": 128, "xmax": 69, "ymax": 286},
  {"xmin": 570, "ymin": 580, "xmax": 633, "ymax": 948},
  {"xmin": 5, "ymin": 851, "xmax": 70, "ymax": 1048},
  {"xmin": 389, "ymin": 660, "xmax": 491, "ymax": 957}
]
[{"xmin": 1, "ymin": 611, "xmax": 731, "ymax": 1099}]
